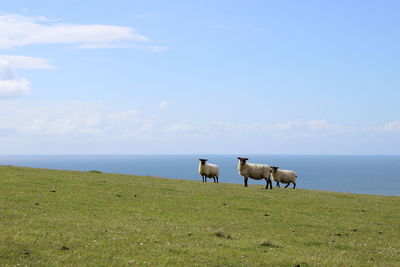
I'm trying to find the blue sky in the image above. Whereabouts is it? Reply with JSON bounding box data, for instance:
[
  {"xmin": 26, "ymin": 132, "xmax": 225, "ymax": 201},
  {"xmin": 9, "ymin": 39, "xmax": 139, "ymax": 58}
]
[{"xmin": 0, "ymin": 0, "xmax": 399, "ymax": 154}]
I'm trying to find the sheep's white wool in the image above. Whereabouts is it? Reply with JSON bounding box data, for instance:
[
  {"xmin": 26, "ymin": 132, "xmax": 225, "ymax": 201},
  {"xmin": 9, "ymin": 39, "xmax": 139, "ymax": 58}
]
[
  {"xmin": 271, "ymin": 169, "xmax": 297, "ymax": 184},
  {"xmin": 237, "ymin": 158, "xmax": 272, "ymax": 189},
  {"xmin": 198, "ymin": 162, "xmax": 219, "ymax": 178},
  {"xmin": 237, "ymin": 161, "xmax": 271, "ymax": 181}
]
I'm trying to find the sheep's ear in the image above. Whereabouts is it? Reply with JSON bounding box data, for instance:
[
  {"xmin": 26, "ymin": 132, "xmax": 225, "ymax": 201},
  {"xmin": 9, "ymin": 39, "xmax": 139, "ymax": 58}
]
[
  {"xmin": 237, "ymin": 157, "xmax": 241, "ymax": 160},
  {"xmin": 245, "ymin": 158, "xmax": 249, "ymax": 160},
  {"xmin": 204, "ymin": 159, "xmax": 208, "ymax": 161}
]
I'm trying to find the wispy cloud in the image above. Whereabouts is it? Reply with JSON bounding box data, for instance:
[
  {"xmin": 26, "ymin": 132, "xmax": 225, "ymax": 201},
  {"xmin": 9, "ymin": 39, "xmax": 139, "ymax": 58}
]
[
  {"xmin": 0, "ymin": 13, "xmax": 167, "ymax": 98},
  {"xmin": 146, "ymin": 45, "xmax": 168, "ymax": 53},
  {"xmin": 77, "ymin": 43, "xmax": 168, "ymax": 53},
  {"xmin": 0, "ymin": 99, "xmax": 399, "ymax": 140},
  {"xmin": 383, "ymin": 121, "xmax": 400, "ymax": 131},
  {"xmin": 0, "ymin": 14, "xmax": 165, "ymax": 51},
  {"xmin": 0, "ymin": 101, "xmax": 149, "ymax": 137},
  {"xmin": 0, "ymin": 79, "xmax": 30, "ymax": 98},
  {"xmin": 0, "ymin": 62, "xmax": 31, "ymax": 98},
  {"xmin": 158, "ymin": 101, "xmax": 171, "ymax": 109},
  {"xmin": 0, "ymin": 55, "xmax": 53, "ymax": 69}
]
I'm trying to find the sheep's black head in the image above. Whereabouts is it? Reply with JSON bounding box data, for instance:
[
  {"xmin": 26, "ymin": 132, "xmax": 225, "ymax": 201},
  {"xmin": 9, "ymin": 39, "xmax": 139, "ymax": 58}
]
[
  {"xmin": 237, "ymin": 157, "xmax": 248, "ymax": 165},
  {"xmin": 271, "ymin": 166, "xmax": 279, "ymax": 173},
  {"xmin": 199, "ymin": 159, "xmax": 208, "ymax": 165}
]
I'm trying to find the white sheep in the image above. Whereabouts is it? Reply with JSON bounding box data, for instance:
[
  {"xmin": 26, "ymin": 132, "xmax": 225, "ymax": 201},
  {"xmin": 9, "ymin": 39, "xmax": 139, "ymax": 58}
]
[
  {"xmin": 237, "ymin": 157, "xmax": 272, "ymax": 189},
  {"xmin": 270, "ymin": 166, "xmax": 297, "ymax": 189},
  {"xmin": 198, "ymin": 159, "xmax": 219, "ymax": 183}
]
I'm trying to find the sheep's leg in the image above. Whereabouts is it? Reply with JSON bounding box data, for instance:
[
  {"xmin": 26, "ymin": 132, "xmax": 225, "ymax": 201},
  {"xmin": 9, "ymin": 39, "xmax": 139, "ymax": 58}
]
[
  {"xmin": 266, "ymin": 178, "xmax": 272, "ymax": 189},
  {"xmin": 244, "ymin": 177, "xmax": 248, "ymax": 187},
  {"xmin": 213, "ymin": 177, "xmax": 216, "ymax": 183},
  {"xmin": 293, "ymin": 183, "xmax": 296, "ymax": 189},
  {"xmin": 202, "ymin": 175, "xmax": 205, "ymax": 182},
  {"xmin": 285, "ymin": 182, "xmax": 290, "ymax": 188},
  {"xmin": 276, "ymin": 182, "xmax": 280, "ymax": 188},
  {"xmin": 216, "ymin": 176, "xmax": 219, "ymax": 183}
]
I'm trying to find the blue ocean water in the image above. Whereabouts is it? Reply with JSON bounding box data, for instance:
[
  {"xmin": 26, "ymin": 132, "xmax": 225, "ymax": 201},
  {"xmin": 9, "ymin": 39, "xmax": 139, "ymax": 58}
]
[{"xmin": 0, "ymin": 155, "xmax": 399, "ymax": 196}]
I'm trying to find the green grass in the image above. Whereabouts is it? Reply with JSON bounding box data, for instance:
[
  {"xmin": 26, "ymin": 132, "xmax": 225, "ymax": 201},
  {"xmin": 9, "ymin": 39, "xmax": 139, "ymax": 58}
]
[{"xmin": 0, "ymin": 166, "xmax": 399, "ymax": 266}]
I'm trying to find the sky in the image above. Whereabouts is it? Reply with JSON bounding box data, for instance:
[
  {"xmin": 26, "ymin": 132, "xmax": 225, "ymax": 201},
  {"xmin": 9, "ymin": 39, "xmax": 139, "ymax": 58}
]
[{"xmin": 0, "ymin": 0, "xmax": 399, "ymax": 154}]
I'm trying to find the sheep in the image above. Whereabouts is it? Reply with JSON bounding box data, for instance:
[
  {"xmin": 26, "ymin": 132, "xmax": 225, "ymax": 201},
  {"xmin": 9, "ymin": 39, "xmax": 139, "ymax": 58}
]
[
  {"xmin": 198, "ymin": 159, "xmax": 219, "ymax": 183},
  {"xmin": 270, "ymin": 166, "xmax": 297, "ymax": 189},
  {"xmin": 237, "ymin": 157, "xmax": 272, "ymax": 189}
]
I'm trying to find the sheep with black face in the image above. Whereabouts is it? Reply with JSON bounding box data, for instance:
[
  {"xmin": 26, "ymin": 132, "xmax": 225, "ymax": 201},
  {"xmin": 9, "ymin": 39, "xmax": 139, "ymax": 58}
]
[
  {"xmin": 237, "ymin": 157, "xmax": 272, "ymax": 189},
  {"xmin": 198, "ymin": 159, "xmax": 219, "ymax": 183},
  {"xmin": 270, "ymin": 166, "xmax": 297, "ymax": 189}
]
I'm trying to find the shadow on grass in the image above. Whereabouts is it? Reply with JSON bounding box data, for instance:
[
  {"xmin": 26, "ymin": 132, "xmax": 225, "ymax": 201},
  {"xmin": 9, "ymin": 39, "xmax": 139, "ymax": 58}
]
[
  {"xmin": 214, "ymin": 230, "xmax": 232, "ymax": 239},
  {"xmin": 260, "ymin": 241, "xmax": 280, "ymax": 248},
  {"xmin": 88, "ymin": 170, "xmax": 102, "ymax": 173}
]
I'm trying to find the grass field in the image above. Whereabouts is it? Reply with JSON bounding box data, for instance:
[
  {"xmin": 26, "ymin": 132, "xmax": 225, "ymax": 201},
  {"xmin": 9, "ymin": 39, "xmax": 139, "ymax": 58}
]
[{"xmin": 0, "ymin": 166, "xmax": 399, "ymax": 266}]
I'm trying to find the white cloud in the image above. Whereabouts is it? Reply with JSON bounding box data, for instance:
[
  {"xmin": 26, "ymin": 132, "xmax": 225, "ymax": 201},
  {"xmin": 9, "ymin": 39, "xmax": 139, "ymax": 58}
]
[
  {"xmin": 77, "ymin": 43, "xmax": 138, "ymax": 49},
  {"xmin": 147, "ymin": 46, "xmax": 168, "ymax": 53},
  {"xmin": 0, "ymin": 13, "xmax": 167, "ymax": 98},
  {"xmin": 0, "ymin": 79, "xmax": 31, "ymax": 98},
  {"xmin": 0, "ymin": 100, "xmax": 399, "ymax": 143},
  {"xmin": 164, "ymin": 122, "xmax": 198, "ymax": 133},
  {"xmin": 0, "ymin": 100, "xmax": 398, "ymax": 154},
  {"xmin": 0, "ymin": 14, "xmax": 163, "ymax": 51},
  {"xmin": 0, "ymin": 101, "xmax": 150, "ymax": 137},
  {"xmin": 0, "ymin": 61, "xmax": 31, "ymax": 98},
  {"xmin": 383, "ymin": 121, "xmax": 400, "ymax": 131},
  {"xmin": 112, "ymin": 109, "xmax": 140, "ymax": 118},
  {"xmin": 0, "ymin": 55, "xmax": 52, "ymax": 98},
  {"xmin": 76, "ymin": 43, "xmax": 167, "ymax": 53},
  {"xmin": 304, "ymin": 119, "xmax": 356, "ymax": 132},
  {"xmin": 156, "ymin": 119, "xmax": 397, "ymax": 138},
  {"xmin": 275, "ymin": 120, "xmax": 303, "ymax": 130},
  {"xmin": 158, "ymin": 101, "xmax": 171, "ymax": 109},
  {"xmin": 0, "ymin": 55, "xmax": 53, "ymax": 69}
]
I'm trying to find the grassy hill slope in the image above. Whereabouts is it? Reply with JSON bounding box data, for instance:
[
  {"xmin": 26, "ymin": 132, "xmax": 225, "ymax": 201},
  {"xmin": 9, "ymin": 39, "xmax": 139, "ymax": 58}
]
[{"xmin": 0, "ymin": 166, "xmax": 399, "ymax": 266}]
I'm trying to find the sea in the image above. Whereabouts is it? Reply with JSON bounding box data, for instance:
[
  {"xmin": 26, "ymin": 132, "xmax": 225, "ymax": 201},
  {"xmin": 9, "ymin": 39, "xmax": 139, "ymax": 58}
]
[{"xmin": 0, "ymin": 155, "xmax": 399, "ymax": 196}]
